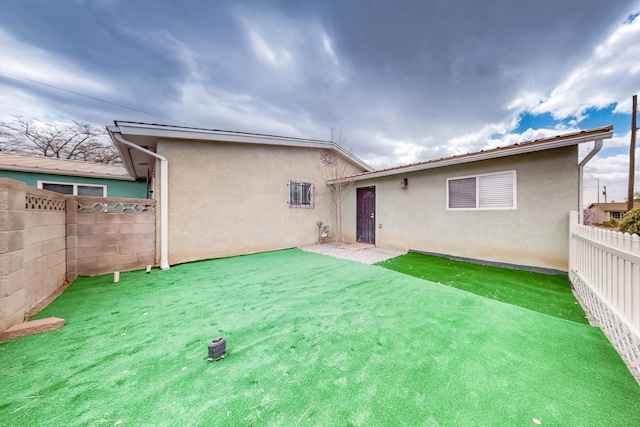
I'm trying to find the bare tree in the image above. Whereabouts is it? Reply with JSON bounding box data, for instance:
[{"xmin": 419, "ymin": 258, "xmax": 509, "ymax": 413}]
[
  {"xmin": 0, "ymin": 117, "xmax": 121, "ymax": 165},
  {"xmin": 318, "ymin": 129, "xmax": 357, "ymax": 246}
]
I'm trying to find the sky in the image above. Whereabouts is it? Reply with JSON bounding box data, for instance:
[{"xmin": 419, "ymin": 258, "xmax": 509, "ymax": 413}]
[{"xmin": 0, "ymin": 0, "xmax": 639, "ymax": 205}]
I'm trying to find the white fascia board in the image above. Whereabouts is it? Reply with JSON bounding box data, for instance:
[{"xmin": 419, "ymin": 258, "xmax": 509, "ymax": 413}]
[
  {"xmin": 107, "ymin": 127, "xmax": 139, "ymax": 178},
  {"xmin": 333, "ymin": 129, "xmax": 613, "ymax": 183}
]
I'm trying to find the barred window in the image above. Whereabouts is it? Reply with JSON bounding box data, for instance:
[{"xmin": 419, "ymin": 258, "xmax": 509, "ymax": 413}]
[
  {"xmin": 447, "ymin": 171, "xmax": 516, "ymax": 210},
  {"xmin": 288, "ymin": 181, "xmax": 314, "ymax": 208}
]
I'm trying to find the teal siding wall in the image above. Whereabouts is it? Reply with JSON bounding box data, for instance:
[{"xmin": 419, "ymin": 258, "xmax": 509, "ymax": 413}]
[{"xmin": 0, "ymin": 170, "xmax": 147, "ymax": 198}]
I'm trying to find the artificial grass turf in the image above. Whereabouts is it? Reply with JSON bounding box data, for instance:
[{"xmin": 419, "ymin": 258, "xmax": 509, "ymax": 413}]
[
  {"xmin": 0, "ymin": 249, "xmax": 638, "ymax": 426},
  {"xmin": 376, "ymin": 252, "xmax": 589, "ymax": 324}
]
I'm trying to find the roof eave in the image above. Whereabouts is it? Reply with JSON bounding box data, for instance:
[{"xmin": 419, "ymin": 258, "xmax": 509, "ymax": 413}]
[
  {"xmin": 331, "ymin": 127, "xmax": 613, "ymax": 183},
  {"xmin": 109, "ymin": 122, "xmax": 374, "ymax": 173},
  {"xmin": 0, "ymin": 163, "xmax": 135, "ymax": 181}
]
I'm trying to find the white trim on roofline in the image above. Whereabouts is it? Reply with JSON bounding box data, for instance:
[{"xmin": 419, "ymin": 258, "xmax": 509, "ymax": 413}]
[
  {"xmin": 111, "ymin": 121, "xmax": 374, "ymax": 172},
  {"xmin": 330, "ymin": 126, "xmax": 613, "ymax": 183}
]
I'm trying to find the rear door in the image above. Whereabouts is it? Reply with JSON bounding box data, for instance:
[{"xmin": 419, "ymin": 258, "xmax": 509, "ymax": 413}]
[{"xmin": 356, "ymin": 186, "xmax": 376, "ymax": 244}]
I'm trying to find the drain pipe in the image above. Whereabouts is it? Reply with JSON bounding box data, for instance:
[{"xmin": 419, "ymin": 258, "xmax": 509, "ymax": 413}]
[
  {"xmin": 113, "ymin": 133, "xmax": 170, "ymax": 270},
  {"xmin": 578, "ymin": 139, "xmax": 604, "ymax": 224}
]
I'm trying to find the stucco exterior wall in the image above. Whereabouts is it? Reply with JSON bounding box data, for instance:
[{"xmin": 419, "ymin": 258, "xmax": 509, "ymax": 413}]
[
  {"xmin": 157, "ymin": 140, "xmax": 362, "ymax": 265},
  {"xmin": 341, "ymin": 146, "xmax": 579, "ymax": 271}
]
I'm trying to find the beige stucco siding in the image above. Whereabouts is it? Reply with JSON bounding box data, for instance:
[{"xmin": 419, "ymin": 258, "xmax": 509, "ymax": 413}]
[
  {"xmin": 157, "ymin": 139, "xmax": 359, "ymax": 265},
  {"xmin": 342, "ymin": 146, "xmax": 578, "ymax": 271}
]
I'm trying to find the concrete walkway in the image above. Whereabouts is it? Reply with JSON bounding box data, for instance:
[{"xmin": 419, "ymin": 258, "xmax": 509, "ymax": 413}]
[{"xmin": 299, "ymin": 241, "xmax": 407, "ymax": 264}]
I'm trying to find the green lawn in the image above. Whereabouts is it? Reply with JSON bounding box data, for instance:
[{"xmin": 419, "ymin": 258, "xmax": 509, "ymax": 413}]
[
  {"xmin": 375, "ymin": 252, "xmax": 588, "ymax": 324},
  {"xmin": 1, "ymin": 249, "xmax": 639, "ymax": 426}
]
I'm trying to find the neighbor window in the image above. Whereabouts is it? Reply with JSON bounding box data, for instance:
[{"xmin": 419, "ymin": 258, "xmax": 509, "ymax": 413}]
[
  {"xmin": 38, "ymin": 180, "xmax": 107, "ymax": 197},
  {"xmin": 288, "ymin": 180, "xmax": 314, "ymax": 208},
  {"xmin": 447, "ymin": 170, "xmax": 516, "ymax": 210},
  {"xmin": 612, "ymin": 211, "xmax": 623, "ymax": 220}
]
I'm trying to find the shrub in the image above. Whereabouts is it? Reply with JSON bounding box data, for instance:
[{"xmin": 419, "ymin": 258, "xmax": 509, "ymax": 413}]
[
  {"xmin": 619, "ymin": 208, "xmax": 640, "ymax": 235},
  {"xmin": 583, "ymin": 207, "xmax": 596, "ymax": 226},
  {"xmin": 607, "ymin": 217, "xmax": 619, "ymax": 228}
]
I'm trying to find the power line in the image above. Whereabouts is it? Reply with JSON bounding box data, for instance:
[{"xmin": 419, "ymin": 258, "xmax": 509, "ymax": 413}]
[{"xmin": 0, "ymin": 69, "xmax": 180, "ymax": 124}]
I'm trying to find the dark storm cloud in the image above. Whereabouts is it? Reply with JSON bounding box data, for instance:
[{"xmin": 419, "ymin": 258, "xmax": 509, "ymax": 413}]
[{"xmin": 0, "ymin": 0, "xmax": 637, "ymax": 168}]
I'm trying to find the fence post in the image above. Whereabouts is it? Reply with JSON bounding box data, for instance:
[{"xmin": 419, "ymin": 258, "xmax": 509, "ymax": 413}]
[
  {"xmin": 569, "ymin": 211, "xmax": 579, "ymax": 275},
  {"xmin": 65, "ymin": 195, "xmax": 78, "ymax": 283},
  {"xmin": 0, "ymin": 179, "xmax": 27, "ymax": 332}
]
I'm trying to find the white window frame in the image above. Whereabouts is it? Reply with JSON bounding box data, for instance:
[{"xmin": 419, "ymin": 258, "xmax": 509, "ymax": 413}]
[
  {"xmin": 446, "ymin": 170, "xmax": 516, "ymax": 210},
  {"xmin": 288, "ymin": 180, "xmax": 314, "ymax": 208},
  {"xmin": 37, "ymin": 180, "xmax": 107, "ymax": 197}
]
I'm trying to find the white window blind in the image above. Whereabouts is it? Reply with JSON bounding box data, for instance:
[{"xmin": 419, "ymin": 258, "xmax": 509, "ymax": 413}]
[
  {"xmin": 38, "ymin": 181, "xmax": 107, "ymax": 197},
  {"xmin": 448, "ymin": 171, "xmax": 516, "ymax": 210},
  {"xmin": 478, "ymin": 172, "xmax": 514, "ymax": 208}
]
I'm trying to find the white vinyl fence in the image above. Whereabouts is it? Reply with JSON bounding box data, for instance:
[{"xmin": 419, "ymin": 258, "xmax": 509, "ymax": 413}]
[{"xmin": 569, "ymin": 211, "xmax": 640, "ymax": 383}]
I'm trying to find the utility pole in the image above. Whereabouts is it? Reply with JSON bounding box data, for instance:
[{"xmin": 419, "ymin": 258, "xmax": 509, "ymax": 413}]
[
  {"xmin": 603, "ymin": 186, "xmax": 607, "ymax": 204},
  {"xmin": 628, "ymin": 94, "xmax": 638, "ymax": 212}
]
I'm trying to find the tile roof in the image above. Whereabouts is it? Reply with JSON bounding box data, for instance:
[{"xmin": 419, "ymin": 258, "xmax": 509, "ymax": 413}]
[{"xmin": 333, "ymin": 125, "xmax": 613, "ymax": 182}]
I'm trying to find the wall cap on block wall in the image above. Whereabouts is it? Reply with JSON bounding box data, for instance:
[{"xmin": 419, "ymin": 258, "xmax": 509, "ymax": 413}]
[{"xmin": 0, "ymin": 317, "xmax": 65, "ymax": 341}]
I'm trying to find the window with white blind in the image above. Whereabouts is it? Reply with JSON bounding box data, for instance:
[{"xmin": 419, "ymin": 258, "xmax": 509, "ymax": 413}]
[
  {"xmin": 288, "ymin": 180, "xmax": 314, "ymax": 208},
  {"xmin": 447, "ymin": 171, "xmax": 516, "ymax": 210},
  {"xmin": 37, "ymin": 180, "xmax": 107, "ymax": 196}
]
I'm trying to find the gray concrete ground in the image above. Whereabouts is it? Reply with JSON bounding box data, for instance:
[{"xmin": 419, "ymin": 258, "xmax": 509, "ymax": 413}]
[{"xmin": 299, "ymin": 242, "xmax": 406, "ymax": 264}]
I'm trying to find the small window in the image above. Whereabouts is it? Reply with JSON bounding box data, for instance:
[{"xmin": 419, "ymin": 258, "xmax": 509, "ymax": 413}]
[
  {"xmin": 38, "ymin": 180, "xmax": 107, "ymax": 197},
  {"xmin": 288, "ymin": 180, "xmax": 314, "ymax": 208},
  {"xmin": 447, "ymin": 171, "xmax": 516, "ymax": 210},
  {"xmin": 612, "ymin": 211, "xmax": 623, "ymax": 220}
]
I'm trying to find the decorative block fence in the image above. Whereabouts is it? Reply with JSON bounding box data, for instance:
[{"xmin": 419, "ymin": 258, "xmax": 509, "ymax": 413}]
[
  {"xmin": 569, "ymin": 211, "xmax": 640, "ymax": 384},
  {"xmin": 0, "ymin": 178, "xmax": 155, "ymax": 333}
]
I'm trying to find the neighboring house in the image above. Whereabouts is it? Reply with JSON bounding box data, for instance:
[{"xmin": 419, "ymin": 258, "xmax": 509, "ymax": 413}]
[
  {"xmin": 332, "ymin": 126, "xmax": 613, "ymax": 272},
  {"xmin": 589, "ymin": 201, "xmax": 640, "ymax": 223},
  {"xmin": 107, "ymin": 121, "xmax": 372, "ymax": 268},
  {"xmin": 0, "ymin": 152, "xmax": 147, "ymax": 198}
]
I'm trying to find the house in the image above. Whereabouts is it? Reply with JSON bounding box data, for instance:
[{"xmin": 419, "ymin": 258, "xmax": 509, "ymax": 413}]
[
  {"xmin": 589, "ymin": 201, "xmax": 640, "ymax": 224},
  {"xmin": 107, "ymin": 121, "xmax": 372, "ymax": 268},
  {"xmin": 332, "ymin": 126, "xmax": 613, "ymax": 271},
  {"xmin": 107, "ymin": 122, "xmax": 612, "ymax": 272},
  {"xmin": 0, "ymin": 152, "xmax": 147, "ymax": 198}
]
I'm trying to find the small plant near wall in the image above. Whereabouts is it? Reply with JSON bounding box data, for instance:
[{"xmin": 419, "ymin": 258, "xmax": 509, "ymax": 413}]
[
  {"xmin": 317, "ymin": 129, "xmax": 356, "ymax": 246},
  {"xmin": 619, "ymin": 208, "xmax": 640, "ymax": 235}
]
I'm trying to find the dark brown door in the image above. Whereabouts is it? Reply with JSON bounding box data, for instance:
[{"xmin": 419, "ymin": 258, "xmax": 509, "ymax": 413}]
[{"xmin": 357, "ymin": 186, "xmax": 376, "ymax": 244}]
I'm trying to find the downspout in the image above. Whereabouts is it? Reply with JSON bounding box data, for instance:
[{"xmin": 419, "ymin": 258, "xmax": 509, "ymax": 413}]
[
  {"xmin": 578, "ymin": 139, "xmax": 603, "ymax": 224},
  {"xmin": 113, "ymin": 133, "xmax": 170, "ymax": 270}
]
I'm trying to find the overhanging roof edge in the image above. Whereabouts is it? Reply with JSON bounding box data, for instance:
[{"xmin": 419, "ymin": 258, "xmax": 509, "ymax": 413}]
[
  {"xmin": 109, "ymin": 122, "xmax": 374, "ymax": 172},
  {"xmin": 331, "ymin": 126, "xmax": 613, "ymax": 183}
]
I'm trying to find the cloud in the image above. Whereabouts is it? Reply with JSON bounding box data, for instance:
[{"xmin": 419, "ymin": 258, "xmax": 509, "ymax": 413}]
[
  {"xmin": 0, "ymin": 0, "xmax": 638, "ymax": 176},
  {"xmin": 531, "ymin": 11, "xmax": 640, "ymax": 121}
]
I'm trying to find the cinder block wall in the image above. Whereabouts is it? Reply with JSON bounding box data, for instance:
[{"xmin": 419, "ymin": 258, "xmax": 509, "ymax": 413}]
[
  {"xmin": 0, "ymin": 179, "xmax": 27, "ymax": 331},
  {"xmin": 23, "ymin": 188, "xmax": 67, "ymax": 314},
  {"xmin": 75, "ymin": 197, "xmax": 156, "ymax": 276},
  {"xmin": 0, "ymin": 179, "xmax": 67, "ymax": 331},
  {"xmin": 0, "ymin": 178, "xmax": 156, "ymax": 333}
]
